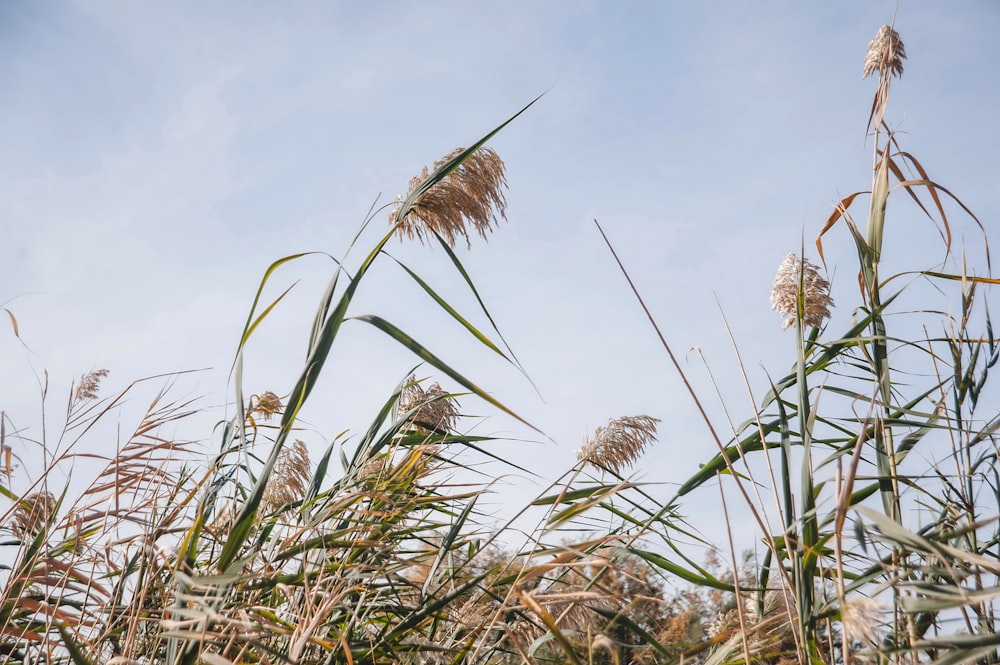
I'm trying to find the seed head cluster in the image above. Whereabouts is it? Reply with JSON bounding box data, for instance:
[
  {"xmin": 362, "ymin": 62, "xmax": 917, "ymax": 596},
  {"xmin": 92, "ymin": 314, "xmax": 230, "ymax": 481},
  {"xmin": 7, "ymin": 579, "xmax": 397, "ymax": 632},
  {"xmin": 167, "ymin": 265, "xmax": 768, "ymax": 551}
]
[
  {"xmin": 840, "ymin": 596, "xmax": 886, "ymax": 647},
  {"xmin": 863, "ymin": 25, "xmax": 906, "ymax": 80},
  {"xmin": 397, "ymin": 377, "xmax": 458, "ymax": 434},
  {"xmin": 576, "ymin": 415, "xmax": 659, "ymax": 475},
  {"xmin": 261, "ymin": 439, "xmax": 311, "ymax": 513},
  {"xmin": 12, "ymin": 491, "xmax": 57, "ymax": 537},
  {"xmin": 770, "ymin": 253, "xmax": 834, "ymax": 330},
  {"xmin": 391, "ymin": 147, "xmax": 507, "ymax": 249},
  {"xmin": 248, "ymin": 391, "xmax": 284, "ymax": 422},
  {"xmin": 74, "ymin": 369, "xmax": 109, "ymax": 401}
]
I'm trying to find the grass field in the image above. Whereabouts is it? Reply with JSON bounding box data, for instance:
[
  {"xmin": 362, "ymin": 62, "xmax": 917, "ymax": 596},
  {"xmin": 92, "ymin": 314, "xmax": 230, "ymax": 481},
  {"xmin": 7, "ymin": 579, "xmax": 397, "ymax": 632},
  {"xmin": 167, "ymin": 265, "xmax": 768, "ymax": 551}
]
[{"xmin": 2, "ymin": 23, "xmax": 998, "ymax": 665}]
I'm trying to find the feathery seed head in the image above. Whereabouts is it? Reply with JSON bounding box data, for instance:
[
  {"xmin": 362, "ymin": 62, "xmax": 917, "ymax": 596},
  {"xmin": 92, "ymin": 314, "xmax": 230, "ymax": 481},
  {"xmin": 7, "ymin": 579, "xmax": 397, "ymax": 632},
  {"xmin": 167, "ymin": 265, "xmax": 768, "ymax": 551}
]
[
  {"xmin": 261, "ymin": 440, "xmax": 311, "ymax": 513},
  {"xmin": 12, "ymin": 491, "xmax": 57, "ymax": 537},
  {"xmin": 576, "ymin": 415, "xmax": 659, "ymax": 475},
  {"xmin": 863, "ymin": 25, "xmax": 906, "ymax": 80},
  {"xmin": 841, "ymin": 596, "xmax": 886, "ymax": 646},
  {"xmin": 391, "ymin": 147, "xmax": 507, "ymax": 248},
  {"xmin": 248, "ymin": 391, "xmax": 284, "ymax": 422},
  {"xmin": 398, "ymin": 377, "xmax": 459, "ymax": 434},
  {"xmin": 770, "ymin": 253, "xmax": 834, "ymax": 330},
  {"xmin": 74, "ymin": 369, "xmax": 109, "ymax": 401}
]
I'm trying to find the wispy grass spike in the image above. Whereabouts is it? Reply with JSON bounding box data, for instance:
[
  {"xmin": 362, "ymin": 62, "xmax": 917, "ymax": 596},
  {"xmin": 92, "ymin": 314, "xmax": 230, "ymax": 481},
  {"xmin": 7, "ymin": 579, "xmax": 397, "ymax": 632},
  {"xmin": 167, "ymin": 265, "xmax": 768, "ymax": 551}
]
[{"xmin": 74, "ymin": 369, "xmax": 108, "ymax": 402}]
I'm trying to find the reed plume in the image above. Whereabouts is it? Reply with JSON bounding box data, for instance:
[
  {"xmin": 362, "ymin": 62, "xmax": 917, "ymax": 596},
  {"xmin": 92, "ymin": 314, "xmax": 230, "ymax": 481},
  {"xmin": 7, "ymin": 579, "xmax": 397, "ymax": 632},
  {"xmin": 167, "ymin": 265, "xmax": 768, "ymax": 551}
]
[
  {"xmin": 12, "ymin": 490, "xmax": 57, "ymax": 537},
  {"xmin": 576, "ymin": 415, "xmax": 659, "ymax": 475},
  {"xmin": 397, "ymin": 377, "xmax": 458, "ymax": 434},
  {"xmin": 862, "ymin": 25, "xmax": 905, "ymax": 80},
  {"xmin": 770, "ymin": 253, "xmax": 834, "ymax": 330},
  {"xmin": 261, "ymin": 439, "xmax": 310, "ymax": 513},
  {"xmin": 74, "ymin": 369, "xmax": 108, "ymax": 401},
  {"xmin": 863, "ymin": 24, "xmax": 906, "ymax": 132},
  {"xmin": 391, "ymin": 147, "xmax": 507, "ymax": 248},
  {"xmin": 247, "ymin": 391, "xmax": 284, "ymax": 421},
  {"xmin": 840, "ymin": 596, "xmax": 886, "ymax": 647}
]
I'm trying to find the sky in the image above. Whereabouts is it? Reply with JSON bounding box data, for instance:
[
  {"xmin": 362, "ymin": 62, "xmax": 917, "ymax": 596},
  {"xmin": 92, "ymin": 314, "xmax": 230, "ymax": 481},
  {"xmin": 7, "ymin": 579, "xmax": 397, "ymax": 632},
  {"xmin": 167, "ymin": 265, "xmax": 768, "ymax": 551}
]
[{"xmin": 2, "ymin": 1, "xmax": 999, "ymax": 553}]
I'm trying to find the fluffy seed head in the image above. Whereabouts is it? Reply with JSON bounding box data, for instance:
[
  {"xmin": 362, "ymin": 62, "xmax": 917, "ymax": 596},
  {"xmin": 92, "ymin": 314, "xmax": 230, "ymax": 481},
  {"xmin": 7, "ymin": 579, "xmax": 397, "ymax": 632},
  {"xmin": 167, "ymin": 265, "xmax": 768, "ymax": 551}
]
[
  {"xmin": 12, "ymin": 491, "xmax": 57, "ymax": 537},
  {"xmin": 770, "ymin": 253, "xmax": 834, "ymax": 330},
  {"xmin": 576, "ymin": 415, "xmax": 659, "ymax": 475},
  {"xmin": 841, "ymin": 596, "xmax": 886, "ymax": 646},
  {"xmin": 863, "ymin": 25, "xmax": 906, "ymax": 80},
  {"xmin": 75, "ymin": 369, "xmax": 109, "ymax": 401},
  {"xmin": 248, "ymin": 391, "xmax": 284, "ymax": 422},
  {"xmin": 398, "ymin": 377, "xmax": 459, "ymax": 434},
  {"xmin": 261, "ymin": 440, "xmax": 311, "ymax": 513},
  {"xmin": 391, "ymin": 147, "xmax": 507, "ymax": 248}
]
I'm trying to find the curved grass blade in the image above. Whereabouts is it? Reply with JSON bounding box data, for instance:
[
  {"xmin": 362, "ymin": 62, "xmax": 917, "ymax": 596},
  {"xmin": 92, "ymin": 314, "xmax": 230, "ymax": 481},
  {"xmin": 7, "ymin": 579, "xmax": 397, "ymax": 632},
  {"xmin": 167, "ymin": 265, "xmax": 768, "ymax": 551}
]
[
  {"xmin": 230, "ymin": 252, "xmax": 315, "ymax": 374},
  {"xmin": 351, "ymin": 314, "xmax": 536, "ymax": 432},
  {"xmin": 389, "ymin": 255, "xmax": 507, "ymax": 359},
  {"xmin": 432, "ymin": 233, "xmax": 538, "ymax": 393}
]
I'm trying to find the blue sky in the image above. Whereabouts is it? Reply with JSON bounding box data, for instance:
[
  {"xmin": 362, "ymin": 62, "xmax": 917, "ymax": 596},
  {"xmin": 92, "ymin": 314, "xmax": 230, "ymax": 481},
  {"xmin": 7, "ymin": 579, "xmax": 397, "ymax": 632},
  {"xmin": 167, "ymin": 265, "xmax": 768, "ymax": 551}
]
[{"xmin": 2, "ymin": 2, "xmax": 999, "ymax": 548}]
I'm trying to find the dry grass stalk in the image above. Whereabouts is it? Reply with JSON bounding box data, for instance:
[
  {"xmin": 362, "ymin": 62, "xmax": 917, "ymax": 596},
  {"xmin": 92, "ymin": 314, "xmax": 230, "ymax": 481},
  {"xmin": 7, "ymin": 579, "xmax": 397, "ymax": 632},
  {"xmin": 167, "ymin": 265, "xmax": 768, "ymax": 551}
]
[
  {"xmin": 74, "ymin": 369, "xmax": 109, "ymax": 401},
  {"xmin": 391, "ymin": 147, "xmax": 507, "ymax": 248},
  {"xmin": 576, "ymin": 415, "xmax": 659, "ymax": 475},
  {"xmin": 398, "ymin": 378, "xmax": 458, "ymax": 434},
  {"xmin": 261, "ymin": 439, "xmax": 310, "ymax": 513},
  {"xmin": 512, "ymin": 588, "xmax": 615, "ymax": 645},
  {"xmin": 863, "ymin": 25, "xmax": 906, "ymax": 133},
  {"xmin": 770, "ymin": 253, "xmax": 834, "ymax": 330}
]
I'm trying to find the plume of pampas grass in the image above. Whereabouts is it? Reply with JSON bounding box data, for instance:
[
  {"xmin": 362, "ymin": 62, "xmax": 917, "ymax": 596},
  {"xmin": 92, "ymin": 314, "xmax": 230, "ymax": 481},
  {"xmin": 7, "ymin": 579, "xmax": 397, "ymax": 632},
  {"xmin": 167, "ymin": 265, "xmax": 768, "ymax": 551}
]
[
  {"xmin": 74, "ymin": 369, "xmax": 109, "ymax": 401},
  {"xmin": 863, "ymin": 25, "xmax": 906, "ymax": 132},
  {"xmin": 840, "ymin": 596, "xmax": 886, "ymax": 647},
  {"xmin": 12, "ymin": 490, "xmax": 57, "ymax": 537},
  {"xmin": 770, "ymin": 253, "xmax": 834, "ymax": 330},
  {"xmin": 261, "ymin": 440, "xmax": 310, "ymax": 513},
  {"xmin": 391, "ymin": 147, "xmax": 507, "ymax": 248},
  {"xmin": 247, "ymin": 391, "xmax": 284, "ymax": 422},
  {"xmin": 576, "ymin": 415, "xmax": 659, "ymax": 475},
  {"xmin": 862, "ymin": 25, "xmax": 905, "ymax": 80},
  {"xmin": 397, "ymin": 377, "xmax": 459, "ymax": 434}
]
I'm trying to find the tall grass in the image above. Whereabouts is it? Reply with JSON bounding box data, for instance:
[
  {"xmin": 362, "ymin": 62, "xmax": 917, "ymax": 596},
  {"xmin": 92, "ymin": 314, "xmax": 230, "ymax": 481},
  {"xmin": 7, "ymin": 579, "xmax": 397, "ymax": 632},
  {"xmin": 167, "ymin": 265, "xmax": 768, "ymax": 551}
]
[
  {"xmin": 607, "ymin": 23, "xmax": 999, "ymax": 665},
  {"xmin": 0, "ymin": 22, "xmax": 996, "ymax": 665}
]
